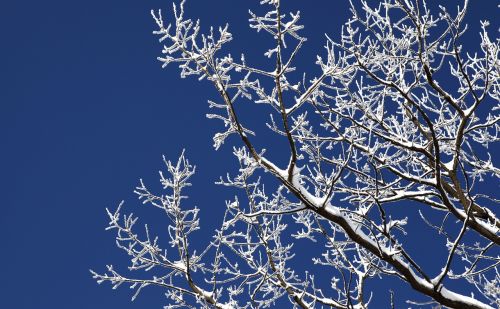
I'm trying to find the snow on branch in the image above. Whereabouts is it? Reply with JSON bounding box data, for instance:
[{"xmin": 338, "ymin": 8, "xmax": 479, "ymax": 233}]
[{"xmin": 93, "ymin": 0, "xmax": 499, "ymax": 308}]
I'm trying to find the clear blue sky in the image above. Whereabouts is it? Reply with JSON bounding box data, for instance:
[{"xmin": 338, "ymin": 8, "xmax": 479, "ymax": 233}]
[{"xmin": 1, "ymin": 1, "xmax": 497, "ymax": 308}]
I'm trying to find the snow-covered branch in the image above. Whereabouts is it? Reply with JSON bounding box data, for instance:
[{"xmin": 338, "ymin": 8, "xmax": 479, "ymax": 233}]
[{"xmin": 93, "ymin": 0, "xmax": 499, "ymax": 307}]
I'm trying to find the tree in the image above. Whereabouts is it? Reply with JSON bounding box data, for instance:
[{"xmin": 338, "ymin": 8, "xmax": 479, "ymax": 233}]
[{"xmin": 91, "ymin": 0, "xmax": 499, "ymax": 308}]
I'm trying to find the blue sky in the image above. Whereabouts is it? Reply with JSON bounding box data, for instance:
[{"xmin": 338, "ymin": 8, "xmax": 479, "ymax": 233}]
[{"xmin": 1, "ymin": 1, "xmax": 498, "ymax": 308}]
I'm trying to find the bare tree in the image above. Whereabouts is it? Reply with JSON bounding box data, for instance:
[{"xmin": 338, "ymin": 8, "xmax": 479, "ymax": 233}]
[{"xmin": 91, "ymin": 0, "xmax": 499, "ymax": 308}]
